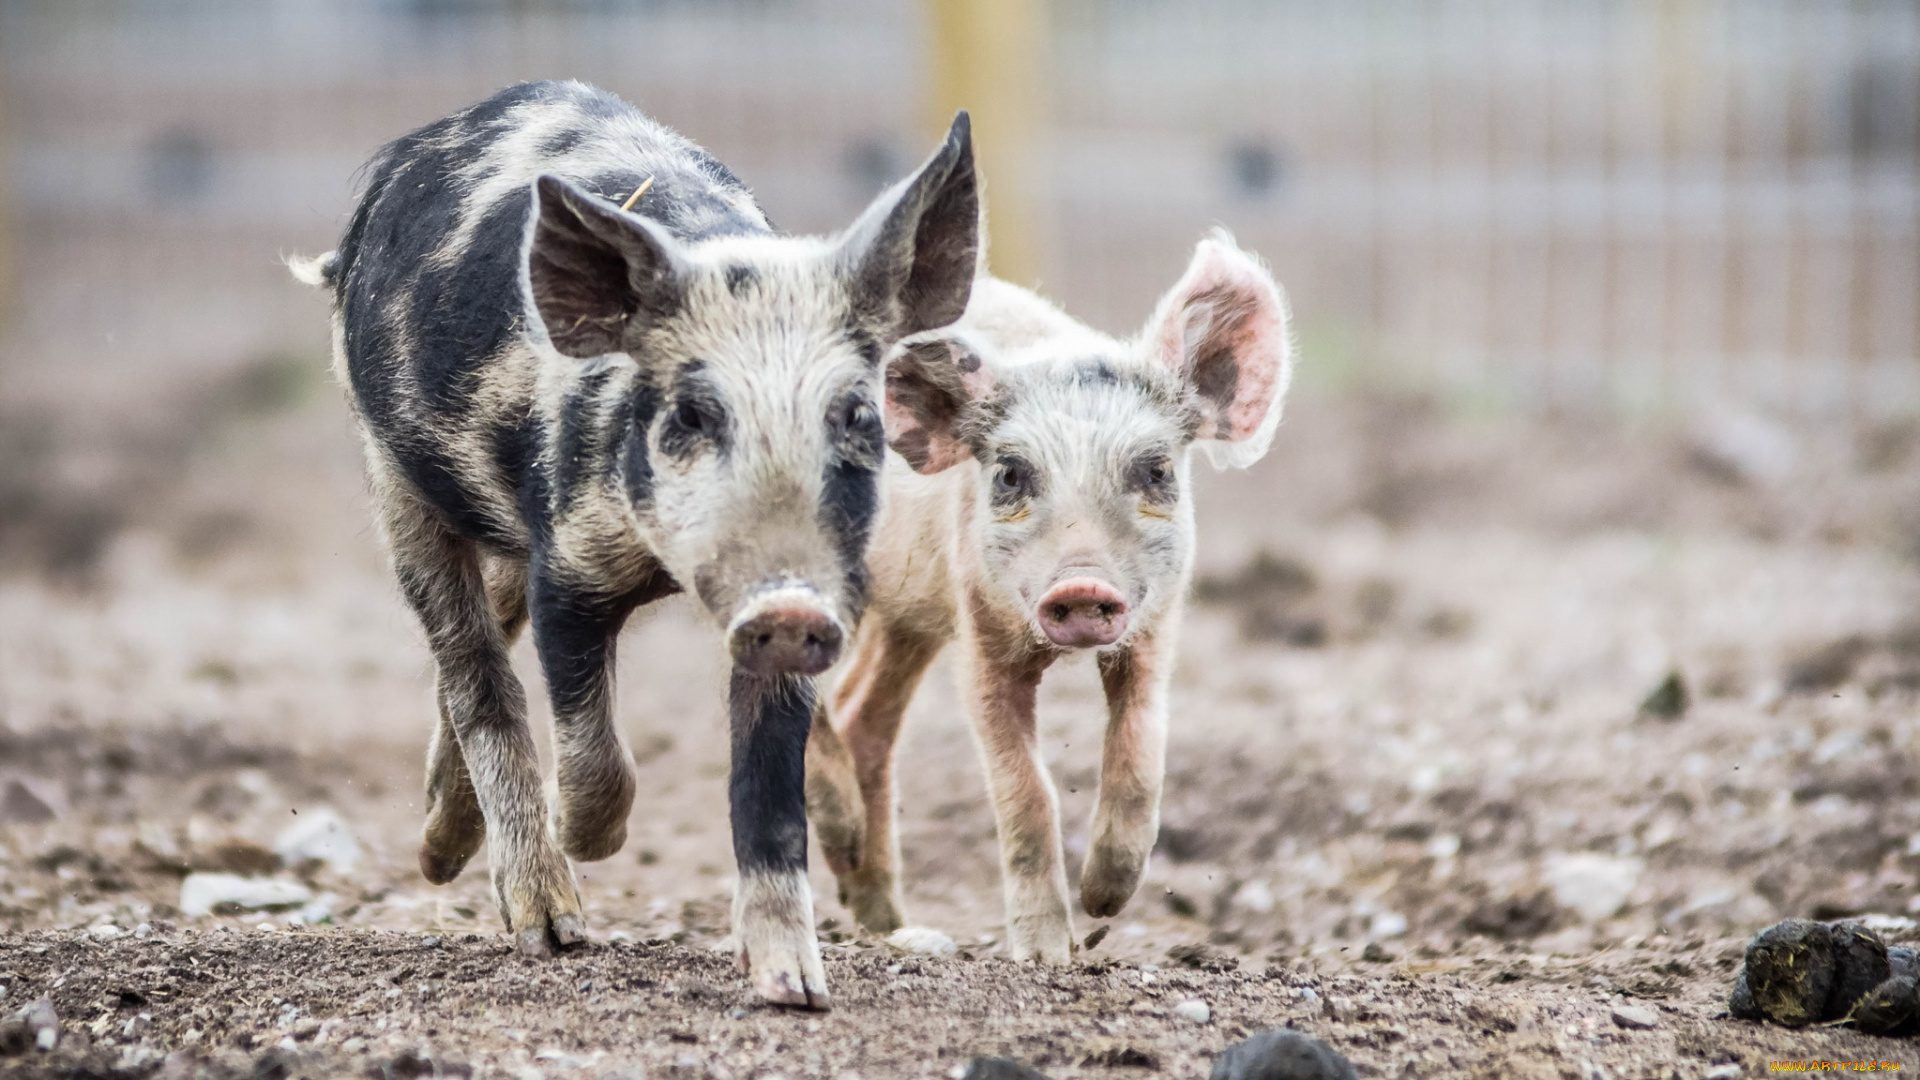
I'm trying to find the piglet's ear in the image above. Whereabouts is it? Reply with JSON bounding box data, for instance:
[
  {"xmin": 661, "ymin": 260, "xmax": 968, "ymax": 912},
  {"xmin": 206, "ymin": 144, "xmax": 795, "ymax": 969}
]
[
  {"xmin": 1142, "ymin": 231, "xmax": 1293, "ymax": 470},
  {"xmin": 884, "ymin": 332, "xmax": 994, "ymax": 474},
  {"xmin": 527, "ymin": 175, "xmax": 687, "ymax": 359},
  {"xmin": 840, "ymin": 112, "xmax": 981, "ymax": 342}
]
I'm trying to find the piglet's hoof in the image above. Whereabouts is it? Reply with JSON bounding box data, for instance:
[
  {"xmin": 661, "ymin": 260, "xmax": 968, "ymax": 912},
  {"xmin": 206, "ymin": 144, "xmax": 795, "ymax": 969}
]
[
  {"xmin": 515, "ymin": 913, "xmax": 585, "ymax": 958},
  {"xmin": 737, "ymin": 948, "xmax": 831, "ymax": 1010},
  {"xmin": 418, "ymin": 845, "xmax": 472, "ymax": 886},
  {"xmin": 755, "ymin": 968, "xmax": 831, "ymax": 1010}
]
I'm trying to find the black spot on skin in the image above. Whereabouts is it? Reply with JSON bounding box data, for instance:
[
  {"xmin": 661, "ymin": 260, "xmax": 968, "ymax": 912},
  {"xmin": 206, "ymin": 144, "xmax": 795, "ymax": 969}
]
[
  {"xmin": 725, "ymin": 264, "xmax": 757, "ymax": 295},
  {"xmin": 393, "ymin": 441, "xmax": 517, "ymax": 551},
  {"xmin": 728, "ymin": 672, "xmax": 815, "ymax": 875},
  {"xmin": 529, "ymin": 568, "xmax": 628, "ymax": 720},
  {"xmin": 621, "ymin": 382, "xmax": 660, "ymax": 508},
  {"xmin": 537, "ymin": 125, "xmax": 588, "ymax": 157},
  {"xmin": 955, "ymin": 351, "xmax": 981, "ymax": 374},
  {"xmin": 1072, "ymin": 357, "xmax": 1119, "ymax": 385},
  {"xmin": 502, "ymin": 413, "xmax": 548, "ymax": 549},
  {"xmin": 845, "ymin": 325, "xmax": 883, "ymax": 367},
  {"xmin": 819, "ymin": 455, "xmax": 879, "ymax": 617},
  {"xmin": 552, "ymin": 365, "xmax": 617, "ymax": 515}
]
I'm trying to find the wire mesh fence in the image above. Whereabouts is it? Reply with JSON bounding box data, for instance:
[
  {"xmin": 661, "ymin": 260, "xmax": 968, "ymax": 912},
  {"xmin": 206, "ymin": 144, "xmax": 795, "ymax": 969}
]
[{"xmin": 0, "ymin": 0, "xmax": 1915, "ymax": 419}]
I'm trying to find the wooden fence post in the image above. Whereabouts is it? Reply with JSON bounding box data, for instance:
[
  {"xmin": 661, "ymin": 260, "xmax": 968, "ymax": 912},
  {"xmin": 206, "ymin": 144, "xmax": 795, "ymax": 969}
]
[
  {"xmin": 0, "ymin": 47, "xmax": 13, "ymax": 331},
  {"xmin": 926, "ymin": 0, "xmax": 1046, "ymax": 288}
]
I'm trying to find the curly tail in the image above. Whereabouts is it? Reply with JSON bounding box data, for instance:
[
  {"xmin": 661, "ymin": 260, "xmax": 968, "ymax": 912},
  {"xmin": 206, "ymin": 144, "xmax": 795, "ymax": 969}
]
[{"xmin": 286, "ymin": 250, "xmax": 340, "ymax": 288}]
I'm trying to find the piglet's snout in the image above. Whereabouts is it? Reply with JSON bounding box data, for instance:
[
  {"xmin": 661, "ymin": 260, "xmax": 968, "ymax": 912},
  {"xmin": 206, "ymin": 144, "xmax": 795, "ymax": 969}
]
[
  {"xmin": 1037, "ymin": 577, "xmax": 1130, "ymax": 649},
  {"xmin": 729, "ymin": 591, "xmax": 846, "ymax": 676}
]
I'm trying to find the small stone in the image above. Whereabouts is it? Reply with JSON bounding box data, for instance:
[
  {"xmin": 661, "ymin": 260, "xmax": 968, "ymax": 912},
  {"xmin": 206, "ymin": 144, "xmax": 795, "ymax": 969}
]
[
  {"xmin": 886, "ymin": 926, "xmax": 957, "ymax": 956},
  {"xmin": 179, "ymin": 873, "xmax": 312, "ymax": 917},
  {"xmin": 1172, "ymin": 999, "xmax": 1211, "ymax": 1025},
  {"xmin": 1706, "ymin": 1067, "xmax": 1742, "ymax": 1080},
  {"xmin": 1359, "ymin": 942, "xmax": 1395, "ymax": 963},
  {"xmin": 88, "ymin": 923, "xmax": 124, "ymax": 941},
  {"xmin": 1543, "ymin": 853, "xmax": 1642, "ymax": 923},
  {"xmin": 1638, "ymin": 670, "xmax": 1689, "ymax": 720},
  {"xmin": 272, "ymin": 808, "xmax": 362, "ymax": 871},
  {"xmin": 1209, "ymin": 1029, "xmax": 1359, "ymax": 1080},
  {"xmin": 961, "ymin": 1058, "xmax": 1050, "ymax": 1080},
  {"xmin": 1166, "ymin": 942, "xmax": 1237, "ymax": 972},
  {"xmin": 290, "ymin": 897, "xmax": 335, "ymax": 925},
  {"xmin": 22, "ymin": 999, "xmax": 59, "ymax": 1052},
  {"xmin": 1322, "ymin": 996, "xmax": 1360, "ymax": 1023},
  {"xmin": 0, "ymin": 778, "xmax": 58, "ymax": 824},
  {"xmin": 1609, "ymin": 1004, "xmax": 1659, "ymax": 1030}
]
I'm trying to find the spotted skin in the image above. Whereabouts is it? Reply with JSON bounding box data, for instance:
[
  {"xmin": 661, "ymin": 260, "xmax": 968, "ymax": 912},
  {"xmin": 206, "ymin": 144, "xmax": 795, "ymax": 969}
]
[{"xmin": 298, "ymin": 81, "xmax": 979, "ymax": 1003}]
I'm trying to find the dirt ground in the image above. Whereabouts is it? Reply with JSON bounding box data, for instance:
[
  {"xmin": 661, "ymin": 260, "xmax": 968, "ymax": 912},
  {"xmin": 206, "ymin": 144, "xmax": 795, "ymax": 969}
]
[{"xmin": 7, "ymin": 356, "xmax": 1920, "ymax": 1078}]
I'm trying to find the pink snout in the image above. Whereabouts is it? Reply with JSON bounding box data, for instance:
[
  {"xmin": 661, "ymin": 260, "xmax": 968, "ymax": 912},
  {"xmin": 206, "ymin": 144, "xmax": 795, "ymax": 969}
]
[
  {"xmin": 1037, "ymin": 577, "xmax": 1130, "ymax": 649},
  {"xmin": 730, "ymin": 604, "xmax": 845, "ymax": 676}
]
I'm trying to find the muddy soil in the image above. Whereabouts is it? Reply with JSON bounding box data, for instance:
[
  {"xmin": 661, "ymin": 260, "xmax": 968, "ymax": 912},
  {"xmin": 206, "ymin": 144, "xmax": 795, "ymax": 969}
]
[{"xmin": 6, "ymin": 375, "xmax": 1920, "ymax": 1077}]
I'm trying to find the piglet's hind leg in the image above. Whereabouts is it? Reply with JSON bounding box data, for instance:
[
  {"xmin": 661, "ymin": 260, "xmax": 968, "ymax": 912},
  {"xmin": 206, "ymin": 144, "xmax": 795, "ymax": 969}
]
[{"xmin": 377, "ymin": 472, "xmax": 581, "ymax": 957}]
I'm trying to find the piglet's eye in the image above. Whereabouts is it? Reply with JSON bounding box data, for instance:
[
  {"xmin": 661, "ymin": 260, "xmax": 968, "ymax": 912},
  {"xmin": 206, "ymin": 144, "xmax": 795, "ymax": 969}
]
[
  {"xmin": 992, "ymin": 458, "xmax": 1032, "ymax": 500},
  {"xmin": 844, "ymin": 399, "xmax": 879, "ymax": 432},
  {"xmin": 1129, "ymin": 455, "xmax": 1174, "ymax": 494},
  {"xmin": 674, "ymin": 400, "xmax": 710, "ymax": 434}
]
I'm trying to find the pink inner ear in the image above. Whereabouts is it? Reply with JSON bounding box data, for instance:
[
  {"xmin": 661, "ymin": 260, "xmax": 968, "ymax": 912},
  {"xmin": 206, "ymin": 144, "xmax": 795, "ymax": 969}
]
[
  {"xmin": 884, "ymin": 359, "xmax": 980, "ymax": 475},
  {"xmin": 1153, "ymin": 244, "xmax": 1287, "ymax": 443},
  {"xmin": 1212, "ymin": 291, "xmax": 1287, "ymax": 443}
]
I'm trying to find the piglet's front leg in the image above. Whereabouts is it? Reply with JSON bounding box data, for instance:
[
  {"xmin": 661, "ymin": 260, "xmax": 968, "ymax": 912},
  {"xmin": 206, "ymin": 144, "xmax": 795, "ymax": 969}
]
[
  {"xmin": 729, "ymin": 669, "xmax": 830, "ymax": 1009},
  {"xmin": 960, "ymin": 600, "xmax": 1072, "ymax": 963},
  {"xmin": 1081, "ymin": 622, "xmax": 1174, "ymax": 919}
]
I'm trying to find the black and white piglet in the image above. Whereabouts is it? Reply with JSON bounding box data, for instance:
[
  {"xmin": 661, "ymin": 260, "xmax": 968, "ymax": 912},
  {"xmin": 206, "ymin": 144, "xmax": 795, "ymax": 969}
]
[{"xmin": 293, "ymin": 80, "xmax": 978, "ymax": 1007}]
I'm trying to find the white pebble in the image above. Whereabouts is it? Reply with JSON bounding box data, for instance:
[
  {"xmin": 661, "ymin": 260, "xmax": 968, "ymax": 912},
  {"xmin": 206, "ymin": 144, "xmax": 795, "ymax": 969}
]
[
  {"xmin": 179, "ymin": 873, "xmax": 311, "ymax": 917},
  {"xmin": 272, "ymin": 808, "xmax": 363, "ymax": 871},
  {"xmin": 1610, "ymin": 1004, "xmax": 1659, "ymax": 1030},
  {"xmin": 1172, "ymin": 999, "xmax": 1211, "ymax": 1025},
  {"xmin": 886, "ymin": 926, "xmax": 957, "ymax": 956}
]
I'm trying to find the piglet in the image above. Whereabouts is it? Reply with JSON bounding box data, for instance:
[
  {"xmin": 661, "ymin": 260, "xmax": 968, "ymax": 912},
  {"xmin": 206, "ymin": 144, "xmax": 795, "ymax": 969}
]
[
  {"xmin": 295, "ymin": 80, "xmax": 978, "ymax": 1005},
  {"xmin": 806, "ymin": 232, "xmax": 1292, "ymax": 961}
]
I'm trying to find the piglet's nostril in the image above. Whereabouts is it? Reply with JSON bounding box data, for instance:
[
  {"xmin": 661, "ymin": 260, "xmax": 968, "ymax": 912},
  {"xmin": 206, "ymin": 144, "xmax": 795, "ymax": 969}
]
[
  {"xmin": 1097, "ymin": 603, "xmax": 1115, "ymax": 618},
  {"xmin": 1050, "ymin": 603, "xmax": 1071, "ymax": 623}
]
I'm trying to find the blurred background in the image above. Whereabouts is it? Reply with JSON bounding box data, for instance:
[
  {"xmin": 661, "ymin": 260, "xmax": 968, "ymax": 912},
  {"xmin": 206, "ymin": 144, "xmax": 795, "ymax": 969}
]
[
  {"xmin": 6, "ymin": 0, "xmax": 1920, "ymax": 990},
  {"xmin": 2, "ymin": 0, "xmax": 1917, "ymax": 422}
]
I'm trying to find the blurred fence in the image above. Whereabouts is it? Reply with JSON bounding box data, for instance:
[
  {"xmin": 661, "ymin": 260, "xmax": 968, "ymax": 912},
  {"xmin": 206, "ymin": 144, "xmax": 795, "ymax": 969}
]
[{"xmin": 0, "ymin": 0, "xmax": 1916, "ymax": 420}]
